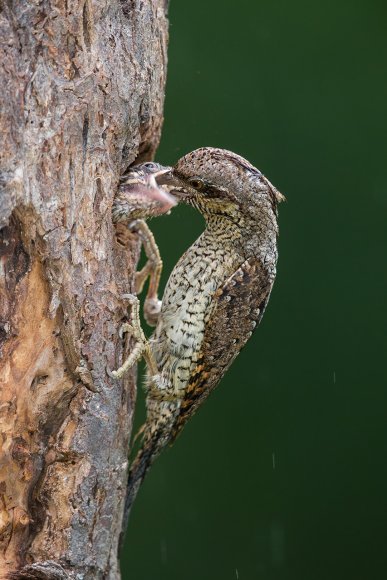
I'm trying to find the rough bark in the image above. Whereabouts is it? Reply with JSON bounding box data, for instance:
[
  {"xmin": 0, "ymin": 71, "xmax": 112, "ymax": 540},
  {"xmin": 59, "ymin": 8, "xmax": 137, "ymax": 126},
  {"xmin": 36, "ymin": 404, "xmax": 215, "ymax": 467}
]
[{"xmin": 0, "ymin": 1, "xmax": 169, "ymax": 578}]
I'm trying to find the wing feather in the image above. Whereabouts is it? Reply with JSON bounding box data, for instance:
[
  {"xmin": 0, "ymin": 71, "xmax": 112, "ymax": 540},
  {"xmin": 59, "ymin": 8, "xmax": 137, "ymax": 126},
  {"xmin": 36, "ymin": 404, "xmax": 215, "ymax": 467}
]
[{"xmin": 171, "ymin": 257, "xmax": 274, "ymax": 440}]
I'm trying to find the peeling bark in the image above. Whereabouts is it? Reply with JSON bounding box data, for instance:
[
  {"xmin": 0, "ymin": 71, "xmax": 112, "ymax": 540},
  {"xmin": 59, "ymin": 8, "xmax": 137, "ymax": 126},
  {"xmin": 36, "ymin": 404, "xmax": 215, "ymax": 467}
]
[{"xmin": 0, "ymin": 1, "xmax": 168, "ymax": 577}]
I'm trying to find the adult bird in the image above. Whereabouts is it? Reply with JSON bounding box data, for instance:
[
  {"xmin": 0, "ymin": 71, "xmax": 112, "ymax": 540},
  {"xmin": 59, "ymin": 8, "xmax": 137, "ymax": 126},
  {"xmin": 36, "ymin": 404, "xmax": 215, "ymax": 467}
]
[{"xmin": 116, "ymin": 147, "xmax": 284, "ymax": 533}]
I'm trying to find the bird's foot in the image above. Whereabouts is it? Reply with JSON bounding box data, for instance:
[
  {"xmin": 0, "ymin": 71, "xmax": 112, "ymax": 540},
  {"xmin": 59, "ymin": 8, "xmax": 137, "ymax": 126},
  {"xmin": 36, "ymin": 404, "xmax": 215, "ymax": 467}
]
[{"xmin": 109, "ymin": 294, "xmax": 158, "ymax": 379}]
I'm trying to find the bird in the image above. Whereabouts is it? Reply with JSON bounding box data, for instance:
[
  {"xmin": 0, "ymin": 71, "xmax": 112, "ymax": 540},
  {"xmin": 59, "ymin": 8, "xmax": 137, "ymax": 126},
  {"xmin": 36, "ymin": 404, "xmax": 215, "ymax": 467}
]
[
  {"xmin": 112, "ymin": 162, "xmax": 176, "ymax": 326},
  {"xmin": 116, "ymin": 147, "xmax": 285, "ymax": 538},
  {"xmin": 112, "ymin": 162, "xmax": 175, "ymax": 224}
]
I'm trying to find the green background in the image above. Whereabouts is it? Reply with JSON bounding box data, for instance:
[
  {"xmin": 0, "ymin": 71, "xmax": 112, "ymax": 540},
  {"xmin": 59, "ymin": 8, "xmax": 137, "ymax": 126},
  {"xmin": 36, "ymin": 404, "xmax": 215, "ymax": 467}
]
[{"xmin": 122, "ymin": 1, "xmax": 387, "ymax": 578}]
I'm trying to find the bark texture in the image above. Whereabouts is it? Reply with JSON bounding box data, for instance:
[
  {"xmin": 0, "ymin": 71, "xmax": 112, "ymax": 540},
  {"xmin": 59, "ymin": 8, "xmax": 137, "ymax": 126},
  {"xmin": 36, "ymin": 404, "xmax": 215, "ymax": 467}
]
[{"xmin": 0, "ymin": 1, "xmax": 169, "ymax": 577}]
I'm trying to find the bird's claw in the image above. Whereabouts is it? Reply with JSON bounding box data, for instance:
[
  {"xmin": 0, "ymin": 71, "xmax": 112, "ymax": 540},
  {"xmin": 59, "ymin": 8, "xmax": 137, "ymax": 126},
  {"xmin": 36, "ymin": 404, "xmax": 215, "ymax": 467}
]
[
  {"xmin": 127, "ymin": 220, "xmax": 141, "ymax": 233},
  {"xmin": 106, "ymin": 365, "xmax": 119, "ymax": 379},
  {"xmin": 121, "ymin": 293, "xmax": 139, "ymax": 305},
  {"xmin": 119, "ymin": 322, "xmax": 134, "ymax": 339}
]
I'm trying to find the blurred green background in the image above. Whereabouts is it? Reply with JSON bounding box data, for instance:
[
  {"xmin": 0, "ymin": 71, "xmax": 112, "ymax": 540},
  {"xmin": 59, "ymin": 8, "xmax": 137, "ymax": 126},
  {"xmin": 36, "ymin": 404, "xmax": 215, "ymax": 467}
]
[{"xmin": 122, "ymin": 0, "xmax": 387, "ymax": 578}]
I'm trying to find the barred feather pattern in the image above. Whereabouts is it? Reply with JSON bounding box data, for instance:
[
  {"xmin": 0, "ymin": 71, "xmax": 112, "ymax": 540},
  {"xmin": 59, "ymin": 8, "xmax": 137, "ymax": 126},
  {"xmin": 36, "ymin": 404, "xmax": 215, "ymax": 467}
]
[{"xmin": 120, "ymin": 147, "xmax": 283, "ymax": 543}]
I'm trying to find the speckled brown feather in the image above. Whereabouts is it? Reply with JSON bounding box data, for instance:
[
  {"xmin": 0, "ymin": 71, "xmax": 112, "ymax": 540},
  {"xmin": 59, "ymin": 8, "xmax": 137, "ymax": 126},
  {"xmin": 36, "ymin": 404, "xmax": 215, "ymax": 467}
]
[
  {"xmin": 171, "ymin": 256, "xmax": 273, "ymax": 441},
  {"xmin": 119, "ymin": 147, "xmax": 284, "ymax": 543}
]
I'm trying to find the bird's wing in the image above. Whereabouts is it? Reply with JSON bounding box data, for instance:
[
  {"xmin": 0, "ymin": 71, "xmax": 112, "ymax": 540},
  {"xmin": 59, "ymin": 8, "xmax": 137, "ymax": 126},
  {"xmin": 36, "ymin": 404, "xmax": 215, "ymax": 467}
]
[{"xmin": 170, "ymin": 256, "xmax": 274, "ymax": 441}]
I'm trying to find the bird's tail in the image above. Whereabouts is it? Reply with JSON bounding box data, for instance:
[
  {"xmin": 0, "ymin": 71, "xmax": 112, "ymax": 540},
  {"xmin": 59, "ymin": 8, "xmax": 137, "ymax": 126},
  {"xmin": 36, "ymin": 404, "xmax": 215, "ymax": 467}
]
[
  {"xmin": 119, "ymin": 397, "xmax": 181, "ymax": 553},
  {"xmin": 118, "ymin": 419, "xmax": 173, "ymax": 553}
]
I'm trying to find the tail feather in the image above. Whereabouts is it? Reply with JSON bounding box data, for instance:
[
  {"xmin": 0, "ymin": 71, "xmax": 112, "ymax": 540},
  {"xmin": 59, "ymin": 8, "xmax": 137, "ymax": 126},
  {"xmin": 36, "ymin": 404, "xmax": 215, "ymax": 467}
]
[
  {"xmin": 118, "ymin": 434, "xmax": 163, "ymax": 553},
  {"xmin": 119, "ymin": 398, "xmax": 181, "ymax": 553}
]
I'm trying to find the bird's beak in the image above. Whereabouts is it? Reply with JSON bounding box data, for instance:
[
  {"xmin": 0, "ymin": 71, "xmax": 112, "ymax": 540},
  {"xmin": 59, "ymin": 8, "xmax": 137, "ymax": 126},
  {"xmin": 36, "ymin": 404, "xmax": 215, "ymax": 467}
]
[
  {"xmin": 155, "ymin": 170, "xmax": 191, "ymax": 200},
  {"xmin": 144, "ymin": 168, "xmax": 177, "ymax": 210},
  {"xmin": 152, "ymin": 167, "xmax": 172, "ymax": 180}
]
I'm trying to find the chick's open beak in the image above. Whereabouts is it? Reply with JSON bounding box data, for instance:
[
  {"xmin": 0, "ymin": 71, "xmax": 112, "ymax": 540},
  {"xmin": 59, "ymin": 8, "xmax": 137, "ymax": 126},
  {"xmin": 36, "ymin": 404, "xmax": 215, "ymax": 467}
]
[
  {"xmin": 154, "ymin": 169, "xmax": 190, "ymax": 200},
  {"xmin": 147, "ymin": 168, "xmax": 177, "ymax": 210}
]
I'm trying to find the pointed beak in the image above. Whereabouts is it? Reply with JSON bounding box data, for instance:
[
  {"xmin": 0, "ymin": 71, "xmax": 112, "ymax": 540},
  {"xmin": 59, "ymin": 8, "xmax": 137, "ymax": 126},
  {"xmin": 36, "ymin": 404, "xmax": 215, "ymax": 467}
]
[
  {"xmin": 153, "ymin": 168, "xmax": 174, "ymax": 186},
  {"xmin": 152, "ymin": 167, "xmax": 173, "ymax": 180},
  {"xmin": 137, "ymin": 167, "xmax": 175, "ymax": 210},
  {"xmin": 154, "ymin": 170, "xmax": 190, "ymax": 200}
]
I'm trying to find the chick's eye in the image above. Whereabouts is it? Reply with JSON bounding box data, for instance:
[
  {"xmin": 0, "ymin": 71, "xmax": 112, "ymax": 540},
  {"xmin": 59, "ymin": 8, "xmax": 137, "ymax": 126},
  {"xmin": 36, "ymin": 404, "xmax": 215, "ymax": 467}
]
[
  {"xmin": 188, "ymin": 177, "xmax": 205, "ymax": 190},
  {"xmin": 143, "ymin": 162, "xmax": 158, "ymax": 170}
]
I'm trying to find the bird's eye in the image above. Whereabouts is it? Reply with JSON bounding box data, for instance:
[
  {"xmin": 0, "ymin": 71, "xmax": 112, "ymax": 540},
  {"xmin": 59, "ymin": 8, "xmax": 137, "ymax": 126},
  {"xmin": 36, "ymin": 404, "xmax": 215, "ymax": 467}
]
[
  {"xmin": 143, "ymin": 162, "xmax": 158, "ymax": 170},
  {"xmin": 188, "ymin": 177, "xmax": 205, "ymax": 190}
]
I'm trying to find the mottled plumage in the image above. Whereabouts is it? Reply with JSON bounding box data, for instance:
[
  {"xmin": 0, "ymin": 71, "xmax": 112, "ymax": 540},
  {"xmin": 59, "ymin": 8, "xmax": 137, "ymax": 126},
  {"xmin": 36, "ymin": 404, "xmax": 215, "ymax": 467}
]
[
  {"xmin": 118, "ymin": 147, "xmax": 284, "ymax": 537},
  {"xmin": 171, "ymin": 256, "xmax": 272, "ymax": 441}
]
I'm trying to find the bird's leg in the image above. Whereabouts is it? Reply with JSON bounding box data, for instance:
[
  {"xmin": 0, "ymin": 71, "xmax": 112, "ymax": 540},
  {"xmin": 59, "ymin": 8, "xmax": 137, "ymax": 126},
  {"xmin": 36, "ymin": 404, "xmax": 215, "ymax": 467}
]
[
  {"xmin": 129, "ymin": 220, "xmax": 163, "ymax": 327},
  {"xmin": 110, "ymin": 294, "xmax": 159, "ymax": 379},
  {"xmin": 134, "ymin": 261, "xmax": 152, "ymax": 295}
]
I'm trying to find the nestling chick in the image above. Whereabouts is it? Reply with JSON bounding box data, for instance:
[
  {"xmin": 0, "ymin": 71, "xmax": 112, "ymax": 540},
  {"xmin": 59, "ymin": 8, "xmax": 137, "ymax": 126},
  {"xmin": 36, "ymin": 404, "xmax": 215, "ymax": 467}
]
[
  {"xmin": 112, "ymin": 162, "xmax": 176, "ymax": 325},
  {"xmin": 112, "ymin": 162, "xmax": 175, "ymax": 223}
]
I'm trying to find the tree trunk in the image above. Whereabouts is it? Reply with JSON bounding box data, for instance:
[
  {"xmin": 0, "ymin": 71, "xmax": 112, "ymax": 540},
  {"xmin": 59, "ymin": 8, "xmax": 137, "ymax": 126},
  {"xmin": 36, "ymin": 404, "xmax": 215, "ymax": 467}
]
[{"xmin": 0, "ymin": 1, "xmax": 169, "ymax": 577}]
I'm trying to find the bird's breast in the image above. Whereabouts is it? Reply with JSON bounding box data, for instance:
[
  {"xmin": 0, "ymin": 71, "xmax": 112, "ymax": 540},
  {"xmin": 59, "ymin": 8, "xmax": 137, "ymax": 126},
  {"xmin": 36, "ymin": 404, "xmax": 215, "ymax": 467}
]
[{"xmin": 151, "ymin": 238, "xmax": 237, "ymax": 395}]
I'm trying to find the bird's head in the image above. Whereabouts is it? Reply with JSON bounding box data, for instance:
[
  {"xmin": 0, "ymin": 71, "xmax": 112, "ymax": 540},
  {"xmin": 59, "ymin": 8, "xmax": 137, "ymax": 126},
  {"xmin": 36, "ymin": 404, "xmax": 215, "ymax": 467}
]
[
  {"xmin": 159, "ymin": 147, "xmax": 284, "ymax": 228},
  {"xmin": 113, "ymin": 162, "xmax": 176, "ymax": 223}
]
